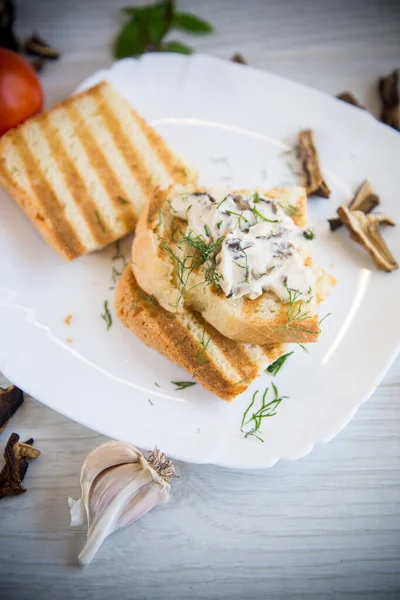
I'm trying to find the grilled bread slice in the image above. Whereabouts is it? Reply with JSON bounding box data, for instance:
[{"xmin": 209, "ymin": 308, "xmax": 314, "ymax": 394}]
[
  {"xmin": 0, "ymin": 81, "xmax": 197, "ymax": 260},
  {"xmin": 116, "ymin": 265, "xmax": 286, "ymax": 401},
  {"xmin": 132, "ymin": 186, "xmax": 334, "ymax": 345}
]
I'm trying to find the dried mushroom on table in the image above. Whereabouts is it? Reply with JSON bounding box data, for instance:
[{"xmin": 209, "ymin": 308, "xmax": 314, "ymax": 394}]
[
  {"xmin": 336, "ymin": 91, "xmax": 365, "ymax": 110},
  {"xmin": 0, "ymin": 433, "xmax": 40, "ymax": 499},
  {"xmin": 0, "ymin": 385, "xmax": 24, "ymax": 433},
  {"xmin": 378, "ymin": 70, "xmax": 399, "ymax": 131}
]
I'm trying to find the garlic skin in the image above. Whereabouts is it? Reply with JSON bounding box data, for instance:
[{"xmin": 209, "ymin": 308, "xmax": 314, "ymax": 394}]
[{"xmin": 68, "ymin": 442, "xmax": 176, "ymax": 566}]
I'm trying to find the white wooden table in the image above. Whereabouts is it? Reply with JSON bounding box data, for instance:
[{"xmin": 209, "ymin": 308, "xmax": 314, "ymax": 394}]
[{"xmin": 1, "ymin": 1, "xmax": 400, "ymax": 598}]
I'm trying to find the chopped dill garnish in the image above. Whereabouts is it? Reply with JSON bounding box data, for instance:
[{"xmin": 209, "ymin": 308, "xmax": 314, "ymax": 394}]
[
  {"xmin": 233, "ymin": 376, "xmax": 251, "ymax": 387},
  {"xmin": 204, "ymin": 224, "xmax": 210, "ymax": 237},
  {"xmin": 236, "ymin": 248, "xmax": 249, "ymax": 282},
  {"xmin": 111, "ymin": 241, "xmax": 128, "ymax": 284},
  {"xmin": 162, "ymin": 231, "xmax": 224, "ymax": 308},
  {"xmin": 226, "ymin": 209, "xmax": 249, "ymax": 229},
  {"xmin": 101, "ymin": 300, "xmax": 112, "ymax": 330},
  {"xmin": 196, "ymin": 324, "xmax": 211, "ymax": 363},
  {"xmin": 280, "ymin": 203, "xmax": 298, "ymax": 218},
  {"xmin": 217, "ymin": 220, "xmax": 222, "ymax": 229},
  {"xmin": 147, "ymin": 398, "xmax": 154, "ymax": 406},
  {"xmin": 217, "ymin": 196, "xmax": 228, "ymax": 208},
  {"xmin": 154, "ymin": 382, "xmax": 160, "ymax": 387},
  {"xmin": 111, "ymin": 265, "xmax": 122, "ymax": 285},
  {"xmin": 172, "ymin": 381, "xmax": 197, "ymax": 391},
  {"xmin": 95, "ymin": 210, "xmax": 107, "ymax": 233},
  {"xmin": 303, "ymin": 229, "xmax": 316, "ymax": 240},
  {"xmin": 319, "ymin": 312, "xmax": 331, "ymax": 328},
  {"xmin": 117, "ymin": 195, "xmax": 130, "ymax": 205},
  {"xmin": 166, "ymin": 199, "xmax": 177, "ymax": 213},
  {"xmin": 253, "ymin": 207, "xmax": 279, "ymax": 223},
  {"xmin": 253, "ymin": 191, "xmax": 260, "ymax": 203},
  {"xmin": 241, "ymin": 383, "xmax": 288, "ymax": 442},
  {"xmin": 185, "ymin": 204, "xmax": 192, "ymax": 220},
  {"xmin": 278, "ymin": 286, "xmax": 315, "ymax": 338},
  {"xmin": 266, "ymin": 351, "xmax": 294, "ymax": 376}
]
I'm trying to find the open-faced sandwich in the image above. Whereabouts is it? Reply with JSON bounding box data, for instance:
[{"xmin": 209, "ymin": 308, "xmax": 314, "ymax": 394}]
[{"xmin": 131, "ymin": 186, "xmax": 335, "ymax": 346}]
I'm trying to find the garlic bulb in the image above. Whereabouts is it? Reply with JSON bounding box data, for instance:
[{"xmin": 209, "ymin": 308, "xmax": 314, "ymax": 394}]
[{"xmin": 68, "ymin": 441, "xmax": 176, "ymax": 566}]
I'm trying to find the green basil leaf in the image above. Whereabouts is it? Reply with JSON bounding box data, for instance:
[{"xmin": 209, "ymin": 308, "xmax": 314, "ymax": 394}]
[
  {"xmin": 161, "ymin": 40, "xmax": 193, "ymax": 55},
  {"xmin": 114, "ymin": 18, "xmax": 147, "ymax": 59},
  {"xmin": 173, "ymin": 12, "xmax": 213, "ymax": 34}
]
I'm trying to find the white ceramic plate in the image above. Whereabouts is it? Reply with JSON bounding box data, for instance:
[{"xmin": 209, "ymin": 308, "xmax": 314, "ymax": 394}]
[{"xmin": 1, "ymin": 55, "xmax": 399, "ymax": 468}]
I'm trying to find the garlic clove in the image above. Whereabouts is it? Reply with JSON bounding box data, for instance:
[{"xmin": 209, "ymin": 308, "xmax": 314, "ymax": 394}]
[{"xmin": 68, "ymin": 442, "xmax": 176, "ymax": 566}]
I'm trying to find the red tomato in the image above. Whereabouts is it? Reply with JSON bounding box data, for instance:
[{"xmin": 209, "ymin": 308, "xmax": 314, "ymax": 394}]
[{"xmin": 0, "ymin": 48, "xmax": 43, "ymax": 136}]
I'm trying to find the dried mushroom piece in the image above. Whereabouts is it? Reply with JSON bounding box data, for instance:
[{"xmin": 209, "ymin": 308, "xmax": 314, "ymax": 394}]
[
  {"xmin": 23, "ymin": 33, "xmax": 60, "ymax": 60},
  {"xmin": 329, "ymin": 180, "xmax": 380, "ymax": 232},
  {"xmin": 378, "ymin": 70, "xmax": 399, "ymax": 131},
  {"xmin": 0, "ymin": 0, "xmax": 20, "ymax": 51},
  {"xmin": 337, "ymin": 206, "xmax": 398, "ymax": 272},
  {"xmin": 298, "ymin": 129, "xmax": 331, "ymax": 198},
  {"xmin": 231, "ymin": 53, "xmax": 247, "ymax": 65},
  {"xmin": 0, "ymin": 432, "xmax": 40, "ymax": 499},
  {"xmin": 336, "ymin": 92, "xmax": 365, "ymax": 110},
  {"xmin": 0, "ymin": 385, "xmax": 24, "ymax": 433}
]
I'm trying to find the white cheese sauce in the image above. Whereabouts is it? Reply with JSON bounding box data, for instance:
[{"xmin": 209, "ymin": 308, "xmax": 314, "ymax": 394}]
[{"xmin": 170, "ymin": 190, "xmax": 315, "ymax": 302}]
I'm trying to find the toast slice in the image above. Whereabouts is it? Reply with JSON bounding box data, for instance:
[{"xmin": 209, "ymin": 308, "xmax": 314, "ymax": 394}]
[
  {"xmin": 116, "ymin": 265, "xmax": 286, "ymax": 401},
  {"xmin": 132, "ymin": 186, "xmax": 335, "ymax": 345},
  {"xmin": 0, "ymin": 82, "xmax": 197, "ymax": 260}
]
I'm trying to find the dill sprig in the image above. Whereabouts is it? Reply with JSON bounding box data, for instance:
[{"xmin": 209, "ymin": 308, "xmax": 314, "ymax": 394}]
[
  {"xmin": 117, "ymin": 195, "xmax": 130, "ymax": 205},
  {"xmin": 162, "ymin": 230, "xmax": 224, "ymax": 308},
  {"xmin": 279, "ymin": 286, "xmax": 315, "ymax": 337},
  {"xmin": 172, "ymin": 381, "xmax": 197, "ymax": 391},
  {"xmin": 266, "ymin": 351, "xmax": 294, "ymax": 376},
  {"xmin": 225, "ymin": 209, "xmax": 248, "ymax": 229},
  {"xmin": 217, "ymin": 196, "xmax": 228, "ymax": 208},
  {"xmin": 101, "ymin": 300, "xmax": 112, "ymax": 330},
  {"xmin": 95, "ymin": 210, "xmax": 107, "ymax": 233},
  {"xmin": 280, "ymin": 203, "xmax": 298, "ymax": 218},
  {"xmin": 303, "ymin": 229, "xmax": 316, "ymax": 240},
  {"xmin": 241, "ymin": 383, "xmax": 288, "ymax": 442},
  {"xmin": 196, "ymin": 324, "xmax": 211, "ymax": 363},
  {"xmin": 253, "ymin": 207, "xmax": 279, "ymax": 224},
  {"xmin": 235, "ymin": 247, "xmax": 250, "ymax": 282}
]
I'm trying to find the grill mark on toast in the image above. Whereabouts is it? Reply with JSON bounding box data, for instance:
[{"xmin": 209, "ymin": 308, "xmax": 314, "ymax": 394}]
[
  {"xmin": 193, "ymin": 312, "xmax": 259, "ymax": 381},
  {"xmin": 40, "ymin": 112, "xmax": 110, "ymax": 246},
  {"xmin": 115, "ymin": 267, "xmax": 263, "ymax": 400},
  {"xmin": 133, "ymin": 111, "xmax": 189, "ymax": 184},
  {"xmin": 120, "ymin": 288, "xmax": 240, "ymax": 396},
  {"xmin": 67, "ymin": 103, "xmax": 137, "ymax": 232},
  {"xmin": 13, "ymin": 130, "xmax": 85, "ymax": 259},
  {"xmin": 91, "ymin": 86, "xmax": 153, "ymax": 209}
]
